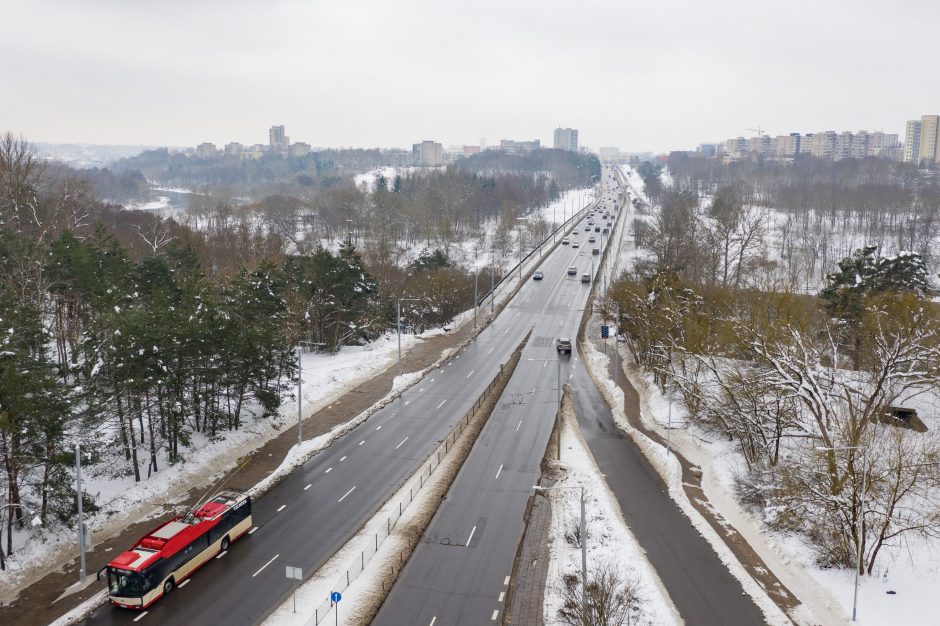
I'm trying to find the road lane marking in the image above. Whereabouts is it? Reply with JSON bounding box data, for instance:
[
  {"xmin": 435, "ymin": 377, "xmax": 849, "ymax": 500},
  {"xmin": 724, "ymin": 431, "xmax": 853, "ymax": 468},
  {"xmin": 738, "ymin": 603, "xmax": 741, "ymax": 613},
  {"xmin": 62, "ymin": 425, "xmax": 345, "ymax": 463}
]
[
  {"xmin": 419, "ymin": 388, "xmax": 424, "ymax": 392},
  {"xmin": 487, "ymin": 346, "xmax": 495, "ymax": 354},
  {"xmin": 396, "ymin": 437, "xmax": 409, "ymax": 450},
  {"xmin": 436, "ymin": 399, "xmax": 447, "ymax": 409},
  {"xmin": 430, "ymin": 378, "xmax": 435, "ymax": 382},
  {"xmin": 134, "ymin": 611, "xmax": 148, "ymax": 622},
  {"xmin": 179, "ymin": 579, "xmax": 191, "ymax": 588},
  {"xmin": 495, "ymin": 464, "xmax": 503, "ymax": 479},
  {"xmin": 215, "ymin": 551, "xmax": 227, "ymax": 560},
  {"xmin": 467, "ymin": 370, "xmax": 474, "ymax": 378},
  {"xmin": 405, "ymin": 400, "xmax": 410, "ymax": 405},
  {"xmin": 504, "ymin": 575, "xmax": 510, "ymax": 585},
  {"xmin": 248, "ymin": 527, "xmax": 258, "ymax": 535},
  {"xmin": 375, "ymin": 425, "xmax": 382, "ymax": 431},
  {"xmin": 305, "ymin": 483, "xmax": 313, "ymax": 489},
  {"xmin": 429, "ymin": 618, "xmax": 436, "ymax": 626},
  {"xmin": 325, "ymin": 467, "xmax": 332, "ymax": 474},
  {"xmin": 338, "ymin": 486, "xmax": 357, "ymax": 503},
  {"xmin": 516, "ymin": 420, "xmax": 522, "ymax": 432},
  {"xmin": 277, "ymin": 504, "xmax": 286, "ymax": 512},
  {"xmin": 252, "ymin": 554, "xmax": 279, "ymax": 577},
  {"xmin": 491, "ymin": 610, "xmax": 499, "ymax": 621},
  {"xmin": 359, "ymin": 440, "xmax": 365, "ymax": 446},
  {"xmin": 340, "ymin": 456, "xmax": 347, "ymax": 462},
  {"xmin": 466, "ymin": 525, "xmax": 477, "ymax": 547},
  {"xmin": 498, "ymin": 591, "xmax": 505, "ymax": 602},
  {"xmin": 543, "ymin": 361, "xmax": 547, "ymax": 368}
]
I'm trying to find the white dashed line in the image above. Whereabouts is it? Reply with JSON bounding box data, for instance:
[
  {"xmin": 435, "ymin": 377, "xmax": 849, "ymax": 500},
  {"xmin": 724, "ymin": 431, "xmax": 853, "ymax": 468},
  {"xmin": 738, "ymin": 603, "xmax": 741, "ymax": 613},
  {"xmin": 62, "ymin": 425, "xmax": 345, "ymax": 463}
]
[
  {"xmin": 305, "ymin": 483, "xmax": 313, "ymax": 489},
  {"xmin": 487, "ymin": 346, "xmax": 495, "ymax": 354},
  {"xmin": 430, "ymin": 619, "xmax": 437, "ymax": 626},
  {"xmin": 215, "ymin": 551, "xmax": 227, "ymax": 560},
  {"xmin": 419, "ymin": 388, "xmax": 424, "ymax": 393},
  {"xmin": 495, "ymin": 464, "xmax": 503, "ymax": 479},
  {"xmin": 252, "ymin": 554, "xmax": 279, "ymax": 577},
  {"xmin": 338, "ymin": 486, "xmax": 357, "ymax": 503},
  {"xmin": 405, "ymin": 400, "xmax": 410, "ymax": 405},
  {"xmin": 276, "ymin": 504, "xmax": 286, "ymax": 512},
  {"xmin": 359, "ymin": 440, "xmax": 365, "ymax": 446},
  {"xmin": 375, "ymin": 425, "xmax": 382, "ymax": 431},
  {"xmin": 396, "ymin": 437, "xmax": 409, "ymax": 450},
  {"xmin": 516, "ymin": 420, "xmax": 522, "ymax": 432},
  {"xmin": 133, "ymin": 611, "xmax": 148, "ymax": 622},
  {"xmin": 491, "ymin": 610, "xmax": 499, "ymax": 621},
  {"xmin": 436, "ymin": 399, "xmax": 447, "ymax": 409},
  {"xmin": 466, "ymin": 525, "xmax": 477, "ymax": 547},
  {"xmin": 324, "ymin": 467, "xmax": 332, "ymax": 474},
  {"xmin": 248, "ymin": 527, "xmax": 258, "ymax": 535},
  {"xmin": 340, "ymin": 456, "xmax": 347, "ymax": 462},
  {"xmin": 467, "ymin": 370, "xmax": 474, "ymax": 378},
  {"xmin": 179, "ymin": 579, "xmax": 191, "ymax": 588},
  {"xmin": 504, "ymin": 575, "xmax": 510, "ymax": 585},
  {"xmin": 498, "ymin": 591, "xmax": 505, "ymax": 602},
  {"xmin": 430, "ymin": 378, "xmax": 435, "ymax": 383}
]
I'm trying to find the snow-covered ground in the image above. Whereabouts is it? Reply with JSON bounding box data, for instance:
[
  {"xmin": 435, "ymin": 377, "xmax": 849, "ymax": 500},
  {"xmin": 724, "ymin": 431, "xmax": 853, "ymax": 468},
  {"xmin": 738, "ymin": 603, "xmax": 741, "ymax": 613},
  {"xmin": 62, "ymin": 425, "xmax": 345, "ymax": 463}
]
[
  {"xmin": 542, "ymin": 415, "xmax": 680, "ymax": 625},
  {"xmin": 0, "ymin": 331, "xmax": 425, "ymax": 596}
]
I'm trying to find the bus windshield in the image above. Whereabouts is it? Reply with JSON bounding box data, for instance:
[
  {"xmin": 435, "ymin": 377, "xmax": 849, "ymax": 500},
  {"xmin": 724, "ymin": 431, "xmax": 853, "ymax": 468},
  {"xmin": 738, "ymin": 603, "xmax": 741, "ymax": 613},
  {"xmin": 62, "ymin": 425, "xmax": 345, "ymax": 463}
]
[{"xmin": 108, "ymin": 568, "xmax": 142, "ymax": 597}]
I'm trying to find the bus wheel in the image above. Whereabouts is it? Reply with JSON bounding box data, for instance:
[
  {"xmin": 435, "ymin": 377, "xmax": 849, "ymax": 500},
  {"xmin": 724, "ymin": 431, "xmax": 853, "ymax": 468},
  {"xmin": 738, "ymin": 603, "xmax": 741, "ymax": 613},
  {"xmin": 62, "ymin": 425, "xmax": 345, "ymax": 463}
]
[
  {"xmin": 163, "ymin": 578, "xmax": 174, "ymax": 595},
  {"xmin": 221, "ymin": 536, "xmax": 230, "ymax": 552}
]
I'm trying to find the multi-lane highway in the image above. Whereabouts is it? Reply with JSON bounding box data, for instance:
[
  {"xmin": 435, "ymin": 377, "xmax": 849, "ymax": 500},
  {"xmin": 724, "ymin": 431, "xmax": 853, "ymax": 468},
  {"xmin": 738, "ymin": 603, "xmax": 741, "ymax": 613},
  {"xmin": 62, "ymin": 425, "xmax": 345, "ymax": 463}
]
[
  {"xmin": 77, "ymin": 174, "xmax": 604, "ymax": 625},
  {"xmin": 373, "ymin": 167, "xmax": 626, "ymax": 625}
]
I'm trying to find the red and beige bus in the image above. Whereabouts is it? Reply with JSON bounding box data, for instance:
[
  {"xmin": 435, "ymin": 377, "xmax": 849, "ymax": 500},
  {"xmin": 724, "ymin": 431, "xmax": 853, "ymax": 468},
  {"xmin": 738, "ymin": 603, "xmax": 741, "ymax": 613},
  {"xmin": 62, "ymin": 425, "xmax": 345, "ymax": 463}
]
[{"xmin": 102, "ymin": 490, "xmax": 252, "ymax": 609}]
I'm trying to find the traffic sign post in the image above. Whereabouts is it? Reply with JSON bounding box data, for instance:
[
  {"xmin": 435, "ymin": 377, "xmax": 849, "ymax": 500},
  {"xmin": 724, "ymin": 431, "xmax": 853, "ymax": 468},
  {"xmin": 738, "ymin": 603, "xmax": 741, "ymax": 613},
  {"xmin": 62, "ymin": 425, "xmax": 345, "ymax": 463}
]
[
  {"xmin": 601, "ymin": 324, "xmax": 609, "ymax": 355},
  {"xmin": 331, "ymin": 591, "xmax": 342, "ymax": 625},
  {"xmin": 285, "ymin": 566, "xmax": 302, "ymax": 613}
]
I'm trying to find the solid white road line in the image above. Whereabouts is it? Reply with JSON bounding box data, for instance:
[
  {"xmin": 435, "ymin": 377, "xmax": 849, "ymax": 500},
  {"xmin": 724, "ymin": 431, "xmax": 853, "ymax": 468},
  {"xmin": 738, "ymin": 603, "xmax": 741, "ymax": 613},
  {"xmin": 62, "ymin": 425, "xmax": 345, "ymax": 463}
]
[
  {"xmin": 495, "ymin": 464, "xmax": 503, "ymax": 479},
  {"xmin": 466, "ymin": 525, "xmax": 477, "ymax": 547},
  {"xmin": 396, "ymin": 437, "xmax": 409, "ymax": 450},
  {"xmin": 276, "ymin": 504, "xmax": 286, "ymax": 512},
  {"xmin": 338, "ymin": 486, "xmax": 357, "ymax": 503},
  {"xmin": 248, "ymin": 527, "xmax": 258, "ymax": 535},
  {"xmin": 133, "ymin": 611, "xmax": 148, "ymax": 622},
  {"xmin": 436, "ymin": 399, "xmax": 447, "ymax": 409},
  {"xmin": 179, "ymin": 579, "xmax": 191, "ymax": 587},
  {"xmin": 252, "ymin": 554, "xmax": 279, "ymax": 577}
]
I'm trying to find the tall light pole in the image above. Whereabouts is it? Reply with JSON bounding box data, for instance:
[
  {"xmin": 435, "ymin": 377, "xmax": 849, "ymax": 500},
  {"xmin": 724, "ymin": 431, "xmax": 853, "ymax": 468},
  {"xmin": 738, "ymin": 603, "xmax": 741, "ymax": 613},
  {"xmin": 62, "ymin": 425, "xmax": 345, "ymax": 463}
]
[
  {"xmin": 296, "ymin": 341, "xmax": 324, "ymax": 445},
  {"xmin": 534, "ymin": 484, "xmax": 587, "ymax": 620},
  {"xmin": 75, "ymin": 443, "xmax": 86, "ymax": 582},
  {"xmin": 816, "ymin": 445, "xmax": 868, "ymax": 622},
  {"xmin": 397, "ymin": 297, "xmax": 419, "ymax": 374},
  {"xmin": 473, "ymin": 266, "xmax": 479, "ymax": 329}
]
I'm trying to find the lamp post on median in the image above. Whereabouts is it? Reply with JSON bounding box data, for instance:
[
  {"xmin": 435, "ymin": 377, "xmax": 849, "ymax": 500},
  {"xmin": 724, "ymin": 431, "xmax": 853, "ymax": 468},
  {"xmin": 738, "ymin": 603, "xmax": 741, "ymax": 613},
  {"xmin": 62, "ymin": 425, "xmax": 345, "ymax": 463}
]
[
  {"xmin": 816, "ymin": 444, "xmax": 869, "ymax": 622},
  {"xmin": 534, "ymin": 484, "xmax": 587, "ymax": 620},
  {"xmin": 296, "ymin": 340, "xmax": 325, "ymax": 445},
  {"xmin": 397, "ymin": 297, "xmax": 419, "ymax": 374}
]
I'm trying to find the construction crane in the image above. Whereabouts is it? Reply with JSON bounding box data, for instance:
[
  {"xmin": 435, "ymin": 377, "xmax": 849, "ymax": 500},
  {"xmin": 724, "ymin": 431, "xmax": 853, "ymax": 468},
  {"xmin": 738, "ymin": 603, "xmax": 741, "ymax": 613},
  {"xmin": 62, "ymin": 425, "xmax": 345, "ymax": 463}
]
[{"xmin": 747, "ymin": 126, "xmax": 765, "ymax": 137}]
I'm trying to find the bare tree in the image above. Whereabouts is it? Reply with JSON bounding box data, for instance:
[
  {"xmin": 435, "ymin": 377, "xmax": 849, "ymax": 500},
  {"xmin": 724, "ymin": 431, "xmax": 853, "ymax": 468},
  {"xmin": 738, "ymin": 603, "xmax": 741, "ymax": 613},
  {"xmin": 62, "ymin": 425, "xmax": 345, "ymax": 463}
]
[{"xmin": 556, "ymin": 563, "xmax": 642, "ymax": 626}]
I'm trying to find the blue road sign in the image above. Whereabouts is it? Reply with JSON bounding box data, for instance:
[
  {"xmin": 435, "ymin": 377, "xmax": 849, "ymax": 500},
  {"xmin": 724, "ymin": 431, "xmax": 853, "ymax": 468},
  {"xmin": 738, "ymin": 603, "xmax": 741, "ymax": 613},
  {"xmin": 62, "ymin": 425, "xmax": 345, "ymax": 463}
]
[
  {"xmin": 601, "ymin": 324, "xmax": 609, "ymax": 338},
  {"xmin": 331, "ymin": 591, "xmax": 342, "ymax": 603}
]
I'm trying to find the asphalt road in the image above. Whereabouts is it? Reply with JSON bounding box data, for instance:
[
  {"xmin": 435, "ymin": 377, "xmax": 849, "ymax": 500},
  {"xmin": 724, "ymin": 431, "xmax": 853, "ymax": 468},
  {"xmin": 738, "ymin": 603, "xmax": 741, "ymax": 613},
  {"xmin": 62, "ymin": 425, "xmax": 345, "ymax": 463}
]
[
  {"xmin": 78, "ymin": 182, "xmax": 603, "ymax": 626},
  {"xmin": 373, "ymin": 166, "xmax": 768, "ymax": 626},
  {"xmin": 373, "ymin": 167, "xmax": 625, "ymax": 625}
]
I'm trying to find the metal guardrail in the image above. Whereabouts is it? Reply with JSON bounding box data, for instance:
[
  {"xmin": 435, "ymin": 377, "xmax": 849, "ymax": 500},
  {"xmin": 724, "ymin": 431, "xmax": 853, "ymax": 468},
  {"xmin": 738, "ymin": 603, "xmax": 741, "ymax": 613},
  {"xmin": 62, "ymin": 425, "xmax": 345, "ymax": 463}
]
[{"xmin": 306, "ymin": 366, "xmax": 505, "ymax": 625}]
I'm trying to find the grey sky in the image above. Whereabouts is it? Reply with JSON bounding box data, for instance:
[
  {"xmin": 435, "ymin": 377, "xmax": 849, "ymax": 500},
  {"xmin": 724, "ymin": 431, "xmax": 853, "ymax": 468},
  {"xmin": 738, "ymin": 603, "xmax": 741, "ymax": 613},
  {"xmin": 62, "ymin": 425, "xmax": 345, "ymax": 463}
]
[{"xmin": 3, "ymin": 0, "xmax": 937, "ymax": 153}]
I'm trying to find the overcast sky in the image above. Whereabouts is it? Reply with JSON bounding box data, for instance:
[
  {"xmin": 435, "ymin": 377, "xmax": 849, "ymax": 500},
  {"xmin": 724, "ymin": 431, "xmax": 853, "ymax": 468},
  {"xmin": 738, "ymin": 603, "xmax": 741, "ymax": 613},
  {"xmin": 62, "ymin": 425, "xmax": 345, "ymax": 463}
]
[{"xmin": 3, "ymin": 0, "xmax": 938, "ymax": 153}]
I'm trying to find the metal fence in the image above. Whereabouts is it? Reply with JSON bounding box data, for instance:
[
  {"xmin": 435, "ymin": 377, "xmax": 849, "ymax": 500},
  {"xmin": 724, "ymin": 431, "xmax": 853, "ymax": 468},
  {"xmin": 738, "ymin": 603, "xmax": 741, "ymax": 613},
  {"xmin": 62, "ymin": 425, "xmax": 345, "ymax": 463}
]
[{"xmin": 306, "ymin": 366, "xmax": 505, "ymax": 625}]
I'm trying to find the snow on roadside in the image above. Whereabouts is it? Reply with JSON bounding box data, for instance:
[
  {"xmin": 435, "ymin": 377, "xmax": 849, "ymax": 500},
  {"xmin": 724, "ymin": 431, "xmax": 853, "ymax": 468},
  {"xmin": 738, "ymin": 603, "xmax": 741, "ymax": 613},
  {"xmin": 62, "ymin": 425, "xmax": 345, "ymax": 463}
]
[
  {"xmin": 580, "ymin": 339, "xmax": 792, "ymax": 626},
  {"xmin": 0, "ymin": 331, "xmax": 423, "ymax": 596},
  {"xmin": 543, "ymin": 416, "xmax": 681, "ymax": 625}
]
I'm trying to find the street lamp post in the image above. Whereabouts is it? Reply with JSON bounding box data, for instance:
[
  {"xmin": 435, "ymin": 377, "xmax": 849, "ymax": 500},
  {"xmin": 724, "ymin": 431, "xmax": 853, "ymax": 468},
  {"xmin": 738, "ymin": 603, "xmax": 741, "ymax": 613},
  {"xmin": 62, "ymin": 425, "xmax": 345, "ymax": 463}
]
[
  {"xmin": 75, "ymin": 443, "xmax": 86, "ymax": 582},
  {"xmin": 296, "ymin": 341, "xmax": 325, "ymax": 445},
  {"xmin": 534, "ymin": 484, "xmax": 587, "ymax": 620},
  {"xmin": 397, "ymin": 297, "xmax": 419, "ymax": 374},
  {"xmin": 816, "ymin": 444, "xmax": 868, "ymax": 622}
]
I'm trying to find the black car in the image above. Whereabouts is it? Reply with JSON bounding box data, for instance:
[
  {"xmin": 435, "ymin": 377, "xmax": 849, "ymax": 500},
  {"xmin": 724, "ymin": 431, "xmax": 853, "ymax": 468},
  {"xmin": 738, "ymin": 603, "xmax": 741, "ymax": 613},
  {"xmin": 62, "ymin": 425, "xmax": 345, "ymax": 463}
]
[{"xmin": 533, "ymin": 271, "xmax": 544, "ymax": 280}]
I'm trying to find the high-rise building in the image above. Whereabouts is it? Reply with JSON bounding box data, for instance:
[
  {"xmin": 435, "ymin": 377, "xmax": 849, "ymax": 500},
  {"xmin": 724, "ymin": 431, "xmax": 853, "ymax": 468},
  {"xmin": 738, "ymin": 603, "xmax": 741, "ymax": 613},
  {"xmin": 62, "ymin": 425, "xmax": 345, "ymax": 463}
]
[
  {"xmin": 775, "ymin": 134, "xmax": 801, "ymax": 157},
  {"xmin": 724, "ymin": 137, "xmax": 747, "ymax": 156},
  {"xmin": 224, "ymin": 142, "xmax": 243, "ymax": 155},
  {"xmin": 196, "ymin": 142, "xmax": 218, "ymax": 158},
  {"xmin": 269, "ymin": 125, "xmax": 289, "ymax": 155},
  {"xmin": 918, "ymin": 115, "xmax": 940, "ymax": 166},
  {"xmin": 412, "ymin": 141, "xmax": 443, "ymax": 166},
  {"xmin": 553, "ymin": 127, "xmax": 579, "ymax": 152},
  {"xmin": 904, "ymin": 120, "xmax": 922, "ymax": 164},
  {"xmin": 289, "ymin": 142, "xmax": 312, "ymax": 157}
]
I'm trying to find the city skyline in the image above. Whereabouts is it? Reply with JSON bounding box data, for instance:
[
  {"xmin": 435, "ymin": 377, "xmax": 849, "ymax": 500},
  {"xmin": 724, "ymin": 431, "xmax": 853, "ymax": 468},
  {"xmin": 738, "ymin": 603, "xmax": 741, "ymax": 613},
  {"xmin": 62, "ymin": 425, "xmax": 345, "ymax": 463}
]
[{"xmin": 3, "ymin": 1, "xmax": 939, "ymax": 153}]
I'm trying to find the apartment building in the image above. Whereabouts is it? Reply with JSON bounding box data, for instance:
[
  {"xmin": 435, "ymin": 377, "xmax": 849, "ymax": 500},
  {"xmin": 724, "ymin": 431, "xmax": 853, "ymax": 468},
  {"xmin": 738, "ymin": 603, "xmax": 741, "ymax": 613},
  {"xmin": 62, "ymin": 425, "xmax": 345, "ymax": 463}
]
[
  {"xmin": 412, "ymin": 140, "xmax": 443, "ymax": 167},
  {"xmin": 553, "ymin": 127, "xmax": 579, "ymax": 152},
  {"xmin": 918, "ymin": 115, "xmax": 939, "ymax": 166}
]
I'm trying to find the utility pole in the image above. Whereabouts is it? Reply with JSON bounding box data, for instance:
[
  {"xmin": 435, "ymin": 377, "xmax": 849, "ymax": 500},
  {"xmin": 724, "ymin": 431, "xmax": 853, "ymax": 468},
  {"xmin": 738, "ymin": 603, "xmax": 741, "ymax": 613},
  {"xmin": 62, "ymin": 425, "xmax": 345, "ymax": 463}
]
[
  {"xmin": 75, "ymin": 443, "xmax": 86, "ymax": 582},
  {"xmin": 297, "ymin": 347, "xmax": 303, "ymax": 445},
  {"xmin": 580, "ymin": 484, "xmax": 587, "ymax": 621},
  {"xmin": 474, "ymin": 268, "xmax": 479, "ymax": 329},
  {"xmin": 397, "ymin": 297, "xmax": 418, "ymax": 374}
]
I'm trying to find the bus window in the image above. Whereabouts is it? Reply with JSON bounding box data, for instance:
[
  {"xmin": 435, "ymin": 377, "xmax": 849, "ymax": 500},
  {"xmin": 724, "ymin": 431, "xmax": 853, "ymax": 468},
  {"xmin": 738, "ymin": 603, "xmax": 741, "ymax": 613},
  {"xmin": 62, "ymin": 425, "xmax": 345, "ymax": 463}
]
[{"xmin": 108, "ymin": 568, "xmax": 143, "ymax": 597}]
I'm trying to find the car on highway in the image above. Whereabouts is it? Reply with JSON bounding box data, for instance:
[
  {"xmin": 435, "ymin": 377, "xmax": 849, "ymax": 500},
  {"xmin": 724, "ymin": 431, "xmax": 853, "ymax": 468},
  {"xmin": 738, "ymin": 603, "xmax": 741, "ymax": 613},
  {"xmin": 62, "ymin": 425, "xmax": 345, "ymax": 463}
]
[
  {"xmin": 571, "ymin": 241, "xmax": 579, "ymax": 248},
  {"xmin": 567, "ymin": 266, "xmax": 577, "ymax": 275},
  {"xmin": 532, "ymin": 271, "xmax": 543, "ymax": 280},
  {"xmin": 584, "ymin": 226, "xmax": 591, "ymax": 231},
  {"xmin": 592, "ymin": 247, "xmax": 600, "ymax": 255},
  {"xmin": 562, "ymin": 238, "xmax": 569, "ymax": 245},
  {"xmin": 581, "ymin": 273, "xmax": 591, "ymax": 283},
  {"xmin": 594, "ymin": 226, "xmax": 601, "ymax": 232},
  {"xmin": 556, "ymin": 337, "xmax": 572, "ymax": 354},
  {"xmin": 602, "ymin": 227, "xmax": 609, "ymax": 234},
  {"xmin": 588, "ymin": 236, "xmax": 596, "ymax": 243}
]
